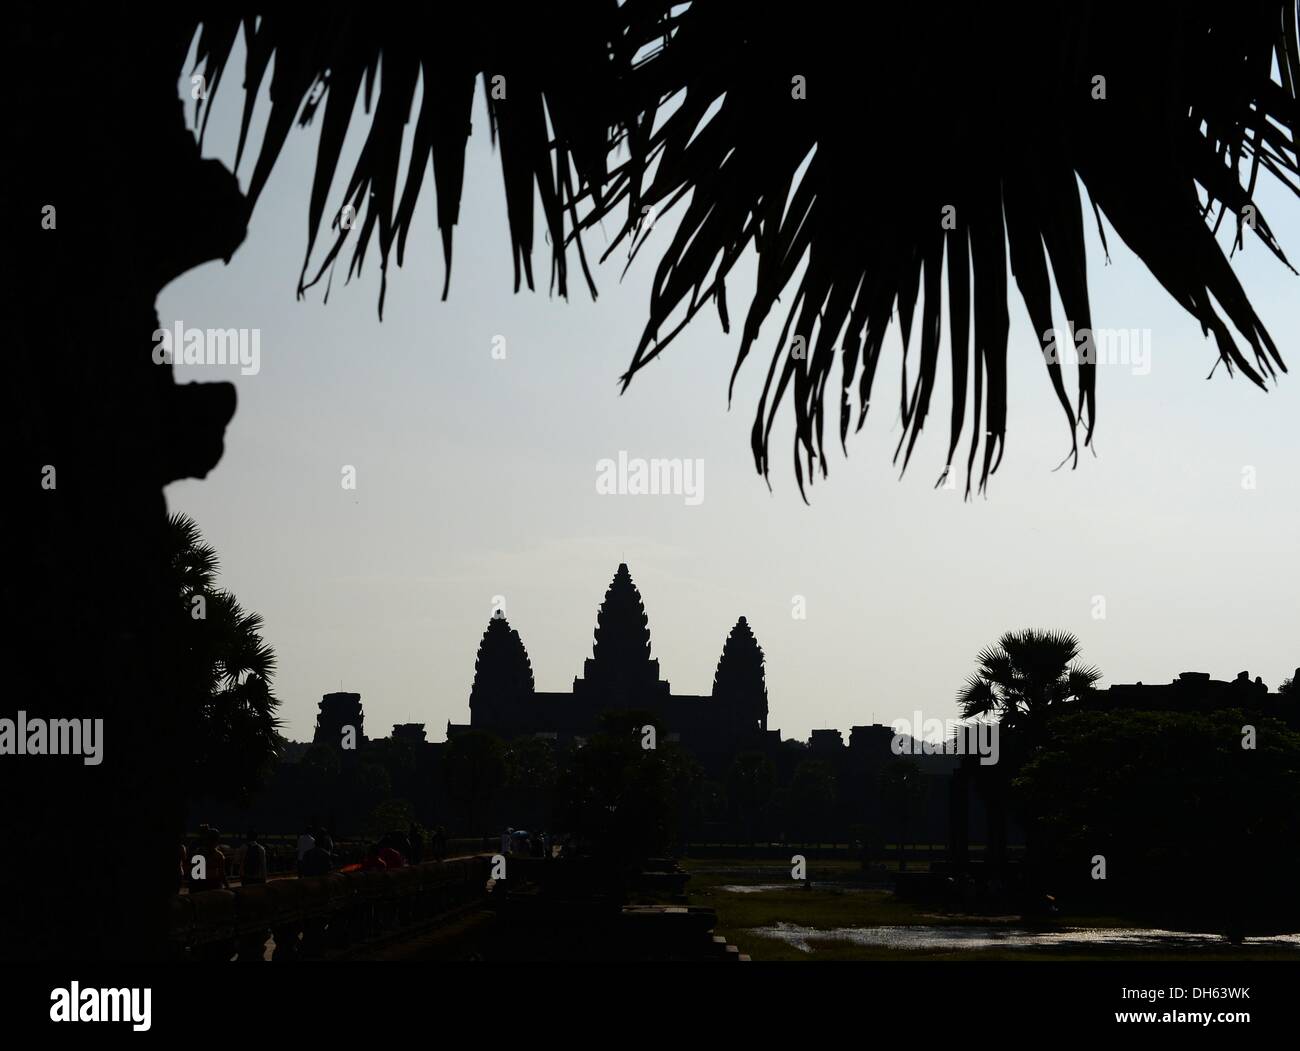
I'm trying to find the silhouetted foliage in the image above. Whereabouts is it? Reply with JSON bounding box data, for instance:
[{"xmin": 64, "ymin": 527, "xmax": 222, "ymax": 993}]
[
  {"xmin": 348, "ymin": 761, "xmax": 393, "ymax": 813},
  {"xmin": 790, "ymin": 759, "xmax": 838, "ymax": 841},
  {"xmin": 958, "ymin": 629, "xmax": 1101, "ymax": 745},
  {"xmin": 554, "ymin": 710, "xmax": 698, "ymax": 865},
  {"xmin": 503, "ymin": 735, "xmax": 559, "ymax": 831},
  {"xmin": 660, "ymin": 745, "xmax": 706, "ymax": 848},
  {"xmin": 443, "ymin": 730, "xmax": 506, "ymax": 836},
  {"xmin": 1015, "ymin": 708, "xmax": 1300, "ymax": 932},
  {"xmin": 366, "ymin": 797, "xmax": 417, "ymax": 840},
  {"xmin": 365, "ymin": 735, "xmax": 424, "ymax": 800},
  {"xmin": 727, "ymin": 751, "xmax": 775, "ymax": 843},
  {"xmin": 167, "ymin": 513, "xmax": 281, "ymax": 805},
  {"xmin": 14, "ymin": 3, "xmax": 1297, "ymax": 963},
  {"xmin": 300, "ymin": 741, "xmax": 337, "ymax": 788},
  {"xmin": 879, "ymin": 757, "xmax": 927, "ymax": 861},
  {"xmin": 699, "ymin": 779, "xmax": 728, "ymax": 817},
  {"xmin": 189, "ymin": 4, "xmax": 1299, "ymax": 493},
  {"xmin": 505, "ymin": 735, "xmax": 559, "ymax": 792}
]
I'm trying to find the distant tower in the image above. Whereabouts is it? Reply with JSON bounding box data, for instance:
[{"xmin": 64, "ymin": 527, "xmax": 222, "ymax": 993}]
[
  {"xmin": 469, "ymin": 615, "xmax": 535, "ymax": 732},
  {"xmin": 712, "ymin": 616, "xmax": 768, "ymax": 737},
  {"xmin": 575, "ymin": 563, "xmax": 669, "ymax": 700},
  {"xmin": 313, "ymin": 692, "xmax": 365, "ymax": 749},
  {"xmin": 391, "ymin": 723, "xmax": 427, "ymax": 744}
]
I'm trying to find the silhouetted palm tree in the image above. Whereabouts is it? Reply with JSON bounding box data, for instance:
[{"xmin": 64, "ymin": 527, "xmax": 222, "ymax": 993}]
[
  {"xmin": 958, "ymin": 630, "xmax": 1099, "ymax": 882},
  {"xmin": 167, "ymin": 513, "xmax": 281, "ymax": 805},
  {"xmin": 958, "ymin": 629, "xmax": 1101, "ymax": 742},
  {"xmin": 189, "ymin": 3, "xmax": 1299, "ymax": 493},
  {"xmin": 11, "ymin": 3, "xmax": 1296, "ymax": 962}
]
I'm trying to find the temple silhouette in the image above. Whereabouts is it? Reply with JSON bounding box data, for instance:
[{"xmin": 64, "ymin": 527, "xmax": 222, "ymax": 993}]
[
  {"xmin": 448, "ymin": 564, "xmax": 776, "ymax": 768},
  {"xmin": 312, "ymin": 692, "xmax": 366, "ymax": 749},
  {"xmin": 207, "ymin": 587, "xmax": 1294, "ymax": 865}
]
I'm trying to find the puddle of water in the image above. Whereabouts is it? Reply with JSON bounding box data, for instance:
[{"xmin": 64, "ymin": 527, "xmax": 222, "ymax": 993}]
[{"xmin": 747, "ymin": 922, "xmax": 1300, "ymax": 953}]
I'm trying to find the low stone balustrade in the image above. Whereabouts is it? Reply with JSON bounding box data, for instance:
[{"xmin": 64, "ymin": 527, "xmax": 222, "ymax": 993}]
[{"xmin": 169, "ymin": 856, "xmax": 490, "ymax": 961}]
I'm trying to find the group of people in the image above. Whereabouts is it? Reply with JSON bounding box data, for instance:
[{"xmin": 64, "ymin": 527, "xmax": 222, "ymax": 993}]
[
  {"xmin": 298, "ymin": 820, "xmax": 449, "ymax": 875},
  {"xmin": 177, "ymin": 820, "xmax": 452, "ymax": 892},
  {"xmin": 180, "ymin": 825, "xmax": 268, "ymax": 892},
  {"xmin": 295, "ymin": 824, "xmax": 337, "ymax": 877},
  {"xmin": 499, "ymin": 827, "xmax": 554, "ymax": 859}
]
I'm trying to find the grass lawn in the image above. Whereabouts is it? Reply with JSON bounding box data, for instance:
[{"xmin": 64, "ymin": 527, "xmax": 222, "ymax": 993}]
[{"xmin": 681, "ymin": 859, "xmax": 1300, "ymax": 962}]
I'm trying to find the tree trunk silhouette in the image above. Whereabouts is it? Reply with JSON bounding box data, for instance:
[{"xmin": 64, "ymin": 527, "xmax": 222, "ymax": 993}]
[
  {"xmin": 984, "ymin": 774, "xmax": 1008, "ymax": 873},
  {"xmin": 949, "ymin": 761, "xmax": 971, "ymax": 873},
  {"xmin": 7, "ymin": 10, "xmax": 243, "ymax": 959}
]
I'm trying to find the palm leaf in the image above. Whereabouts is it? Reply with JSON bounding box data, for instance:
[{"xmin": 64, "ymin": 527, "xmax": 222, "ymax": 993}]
[
  {"xmin": 957, "ymin": 674, "xmax": 997, "ymax": 719},
  {"xmin": 188, "ymin": 2, "xmax": 1298, "ymax": 495}
]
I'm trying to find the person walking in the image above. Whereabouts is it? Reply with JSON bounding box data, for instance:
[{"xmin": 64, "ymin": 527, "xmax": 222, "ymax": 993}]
[
  {"xmin": 296, "ymin": 823, "xmax": 316, "ymax": 876},
  {"xmin": 189, "ymin": 825, "xmax": 227, "ymax": 892},
  {"xmin": 239, "ymin": 828, "xmax": 268, "ymax": 886},
  {"xmin": 301, "ymin": 834, "xmax": 333, "ymax": 877}
]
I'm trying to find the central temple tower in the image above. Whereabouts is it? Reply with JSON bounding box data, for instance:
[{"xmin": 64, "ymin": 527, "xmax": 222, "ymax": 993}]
[{"xmin": 573, "ymin": 563, "xmax": 670, "ymax": 702}]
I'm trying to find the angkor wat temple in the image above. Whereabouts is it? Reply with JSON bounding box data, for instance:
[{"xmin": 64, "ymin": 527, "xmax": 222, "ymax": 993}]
[
  {"xmin": 281, "ymin": 575, "xmax": 1293, "ymax": 853},
  {"xmin": 447, "ymin": 563, "xmax": 779, "ymax": 770}
]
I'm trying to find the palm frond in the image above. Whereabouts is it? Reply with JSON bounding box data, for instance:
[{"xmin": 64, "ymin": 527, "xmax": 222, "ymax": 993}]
[
  {"xmin": 957, "ymin": 674, "xmax": 997, "ymax": 718},
  {"xmin": 1001, "ymin": 629, "xmax": 1082, "ymax": 685},
  {"xmin": 188, "ymin": 2, "xmax": 1298, "ymax": 495},
  {"xmin": 192, "ymin": 6, "xmax": 627, "ymax": 312},
  {"xmin": 600, "ymin": 3, "xmax": 1297, "ymax": 495},
  {"xmin": 167, "ymin": 512, "xmax": 219, "ymax": 594},
  {"xmin": 1065, "ymin": 663, "xmax": 1104, "ymax": 699}
]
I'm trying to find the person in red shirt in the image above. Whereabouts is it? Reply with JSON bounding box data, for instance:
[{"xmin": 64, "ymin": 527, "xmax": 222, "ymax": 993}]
[{"xmin": 189, "ymin": 826, "xmax": 227, "ymax": 892}]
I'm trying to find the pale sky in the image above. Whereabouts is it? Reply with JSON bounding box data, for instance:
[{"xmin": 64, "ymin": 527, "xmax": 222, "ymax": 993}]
[{"xmin": 162, "ymin": 43, "xmax": 1300, "ymax": 743}]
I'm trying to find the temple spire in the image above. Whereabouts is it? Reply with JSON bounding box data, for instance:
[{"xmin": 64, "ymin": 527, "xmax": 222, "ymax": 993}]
[
  {"xmin": 713, "ymin": 616, "xmax": 768, "ymax": 733},
  {"xmin": 592, "ymin": 563, "xmax": 651, "ymax": 665},
  {"xmin": 578, "ymin": 563, "xmax": 665, "ymax": 696},
  {"xmin": 469, "ymin": 615, "xmax": 534, "ymax": 713}
]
